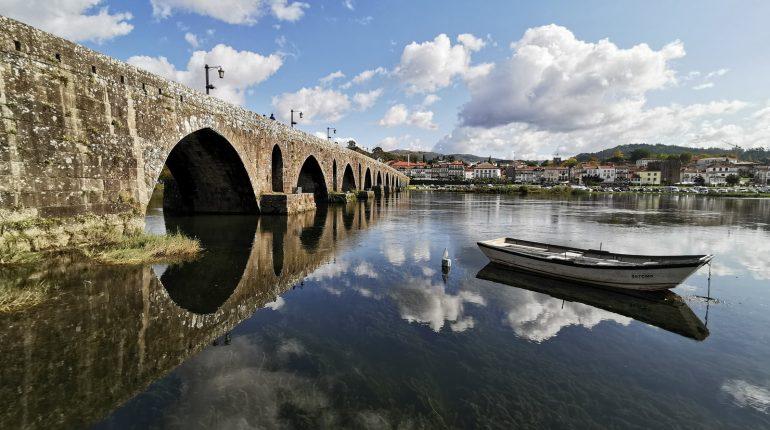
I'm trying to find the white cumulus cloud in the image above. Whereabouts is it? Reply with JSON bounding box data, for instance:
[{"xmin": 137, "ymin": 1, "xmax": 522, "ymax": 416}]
[
  {"xmin": 344, "ymin": 67, "xmax": 387, "ymax": 88},
  {"xmin": 378, "ymin": 104, "xmax": 437, "ymax": 129},
  {"xmin": 319, "ymin": 70, "xmax": 345, "ymax": 85},
  {"xmin": 395, "ymin": 33, "xmax": 490, "ymax": 93},
  {"xmin": 270, "ymin": 0, "xmax": 309, "ymax": 22},
  {"xmin": 127, "ymin": 44, "xmax": 282, "ymax": 105},
  {"xmin": 151, "ymin": 0, "xmax": 309, "ymax": 24},
  {"xmin": 460, "ymin": 24, "xmax": 685, "ymax": 131},
  {"xmin": 184, "ymin": 32, "xmax": 199, "ymax": 48},
  {"xmin": 353, "ymin": 89, "xmax": 383, "ymax": 110},
  {"xmin": 271, "ymin": 86, "xmax": 351, "ymax": 122},
  {"xmin": 0, "ymin": 0, "xmax": 133, "ymax": 43}
]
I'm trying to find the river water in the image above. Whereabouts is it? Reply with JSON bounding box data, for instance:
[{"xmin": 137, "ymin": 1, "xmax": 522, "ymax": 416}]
[{"xmin": 2, "ymin": 192, "xmax": 769, "ymax": 429}]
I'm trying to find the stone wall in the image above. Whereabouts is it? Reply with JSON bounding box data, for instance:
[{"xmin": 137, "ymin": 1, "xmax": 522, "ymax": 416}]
[{"xmin": 0, "ymin": 15, "xmax": 408, "ymax": 253}]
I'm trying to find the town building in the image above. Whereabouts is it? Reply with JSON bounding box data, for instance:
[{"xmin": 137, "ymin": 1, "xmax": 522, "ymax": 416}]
[
  {"xmin": 755, "ymin": 166, "xmax": 770, "ymax": 185},
  {"xmin": 511, "ymin": 166, "xmax": 541, "ymax": 183},
  {"xmin": 635, "ymin": 158, "xmax": 659, "ymax": 168},
  {"xmin": 704, "ymin": 164, "xmax": 739, "ymax": 185},
  {"xmin": 584, "ymin": 166, "xmax": 617, "ymax": 183},
  {"xmin": 441, "ymin": 161, "xmax": 466, "ymax": 179},
  {"xmin": 542, "ymin": 167, "xmax": 570, "ymax": 183},
  {"xmin": 632, "ymin": 170, "xmax": 662, "ymax": 185},
  {"xmin": 695, "ymin": 157, "xmax": 737, "ymax": 167},
  {"xmin": 648, "ymin": 159, "xmax": 682, "ymax": 185},
  {"xmin": 473, "ymin": 162, "xmax": 502, "ymax": 179}
]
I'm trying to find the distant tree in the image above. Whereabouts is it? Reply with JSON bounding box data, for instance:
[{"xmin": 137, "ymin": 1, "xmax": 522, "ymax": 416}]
[
  {"xmin": 447, "ymin": 155, "xmax": 456, "ymax": 162},
  {"xmin": 487, "ymin": 156, "xmax": 492, "ymax": 163},
  {"xmin": 726, "ymin": 174, "xmax": 740, "ymax": 186},
  {"xmin": 630, "ymin": 148, "xmax": 652, "ymax": 162},
  {"xmin": 422, "ymin": 154, "xmax": 426, "ymax": 163},
  {"xmin": 526, "ymin": 161, "xmax": 538, "ymax": 167},
  {"xmin": 693, "ymin": 176, "xmax": 706, "ymax": 186},
  {"xmin": 563, "ymin": 158, "xmax": 578, "ymax": 168},
  {"xmin": 608, "ymin": 149, "xmax": 626, "ymax": 163},
  {"xmin": 589, "ymin": 156, "xmax": 599, "ymax": 163},
  {"xmin": 679, "ymin": 152, "xmax": 693, "ymax": 164},
  {"xmin": 541, "ymin": 160, "xmax": 550, "ymax": 167},
  {"xmin": 347, "ymin": 140, "xmax": 357, "ymax": 149}
]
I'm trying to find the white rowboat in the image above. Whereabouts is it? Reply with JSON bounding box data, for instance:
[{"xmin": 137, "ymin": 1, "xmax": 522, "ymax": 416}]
[{"xmin": 477, "ymin": 238, "xmax": 713, "ymax": 291}]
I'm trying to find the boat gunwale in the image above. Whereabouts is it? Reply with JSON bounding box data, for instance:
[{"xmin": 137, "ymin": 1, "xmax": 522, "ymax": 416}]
[{"xmin": 477, "ymin": 239, "xmax": 712, "ymax": 271}]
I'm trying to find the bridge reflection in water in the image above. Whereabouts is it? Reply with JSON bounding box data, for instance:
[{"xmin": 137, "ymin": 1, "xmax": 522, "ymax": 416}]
[{"xmin": 0, "ymin": 195, "xmax": 403, "ymax": 430}]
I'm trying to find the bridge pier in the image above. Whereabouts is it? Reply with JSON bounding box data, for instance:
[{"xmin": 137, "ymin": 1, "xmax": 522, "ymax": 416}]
[
  {"xmin": 372, "ymin": 185, "xmax": 384, "ymax": 197},
  {"xmin": 259, "ymin": 193, "xmax": 315, "ymax": 215}
]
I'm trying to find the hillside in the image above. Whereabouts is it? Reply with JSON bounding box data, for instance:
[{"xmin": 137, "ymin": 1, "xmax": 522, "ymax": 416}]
[
  {"xmin": 388, "ymin": 149, "xmax": 511, "ymax": 163},
  {"xmin": 575, "ymin": 143, "xmax": 769, "ymax": 162}
]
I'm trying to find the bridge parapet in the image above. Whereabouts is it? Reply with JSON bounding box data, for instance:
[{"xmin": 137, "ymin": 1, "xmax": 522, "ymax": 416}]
[{"xmin": 0, "ymin": 15, "xmax": 408, "ymax": 253}]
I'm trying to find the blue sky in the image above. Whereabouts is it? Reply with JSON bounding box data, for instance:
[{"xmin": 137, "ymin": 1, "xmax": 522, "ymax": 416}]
[{"xmin": 3, "ymin": 0, "xmax": 770, "ymax": 158}]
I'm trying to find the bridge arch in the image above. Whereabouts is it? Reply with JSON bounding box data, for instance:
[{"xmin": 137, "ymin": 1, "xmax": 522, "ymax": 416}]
[
  {"xmin": 376, "ymin": 171, "xmax": 382, "ymax": 186},
  {"xmin": 159, "ymin": 127, "xmax": 258, "ymax": 215},
  {"xmin": 296, "ymin": 155, "xmax": 328, "ymax": 202},
  {"xmin": 271, "ymin": 144, "xmax": 284, "ymax": 192},
  {"xmin": 364, "ymin": 167, "xmax": 372, "ymax": 190},
  {"xmin": 342, "ymin": 163, "xmax": 356, "ymax": 192}
]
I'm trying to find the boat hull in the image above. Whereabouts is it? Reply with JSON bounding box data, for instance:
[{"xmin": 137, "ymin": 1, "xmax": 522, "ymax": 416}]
[{"xmin": 478, "ymin": 243, "xmax": 706, "ymax": 291}]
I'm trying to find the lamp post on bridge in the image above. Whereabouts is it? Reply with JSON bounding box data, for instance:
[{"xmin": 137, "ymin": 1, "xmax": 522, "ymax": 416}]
[
  {"xmin": 327, "ymin": 127, "xmax": 336, "ymax": 140},
  {"xmin": 204, "ymin": 64, "xmax": 225, "ymax": 95},
  {"xmin": 291, "ymin": 109, "xmax": 303, "ymax": 128}
]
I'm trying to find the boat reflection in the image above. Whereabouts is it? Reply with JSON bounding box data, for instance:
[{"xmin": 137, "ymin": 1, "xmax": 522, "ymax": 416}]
[{"xmin": 476, "ymin": 263, "xmax": 709, "ymax": 341}]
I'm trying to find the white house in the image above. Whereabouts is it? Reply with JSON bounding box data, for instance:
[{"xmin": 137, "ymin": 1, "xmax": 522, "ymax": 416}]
[
  {"xmin": 473, "ymin": 162, "xmax": 501, "ymax": 179},
  {"xmin": 635, "ymin": 158, "xmax": 658, "ymax": 168},
  {"xmin": 704, "ymin": 164, "xmax": 739, "ymax": 185},
  {"xmin": 584, "ymin": 166, "xmax": 617, "ymax": 183}
]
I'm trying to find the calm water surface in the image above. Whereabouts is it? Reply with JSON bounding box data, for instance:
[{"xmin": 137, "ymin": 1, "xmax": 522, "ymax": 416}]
[{"xmin": 2, "ymin": 192, "xmax": 770, "ymax": 429}]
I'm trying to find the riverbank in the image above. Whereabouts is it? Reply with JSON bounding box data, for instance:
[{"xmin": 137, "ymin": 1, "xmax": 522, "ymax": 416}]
[
  {"xmin": 409, "ymin": 184, "xmax": 590, "ymax": 196},
  {"xmin": 409, "ymin": 184, "xmax": 770, "ymax": 198}
]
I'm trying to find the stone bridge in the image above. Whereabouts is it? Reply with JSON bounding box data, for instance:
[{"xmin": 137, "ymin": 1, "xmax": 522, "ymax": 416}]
[{"xmin": 0, "ymin": 16, "xmax": 408, "ymax": 252}]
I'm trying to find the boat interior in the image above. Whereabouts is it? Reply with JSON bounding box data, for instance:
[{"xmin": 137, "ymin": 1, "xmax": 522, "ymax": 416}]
[{"xmin": 481, "ymin": 237, "xmax": 712, "ymax": 267}]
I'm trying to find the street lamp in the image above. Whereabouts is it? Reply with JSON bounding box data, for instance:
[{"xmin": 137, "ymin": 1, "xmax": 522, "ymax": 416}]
[
  {"xmin": 327, "ymin": 127, "xmax": 336, "ymax": 140},
  {"xmin": 291, "ymin": 109, "xmax": 303, "ymax": 128},
  {"xmin": 204, "ymin": 64, "xmax": 224, "ymax": 95}
]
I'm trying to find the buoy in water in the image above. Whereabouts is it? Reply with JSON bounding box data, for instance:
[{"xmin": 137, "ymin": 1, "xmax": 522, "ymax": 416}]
[{"xmin": 441, "ymin": 248, "xmax": 451, "ymax": 269}]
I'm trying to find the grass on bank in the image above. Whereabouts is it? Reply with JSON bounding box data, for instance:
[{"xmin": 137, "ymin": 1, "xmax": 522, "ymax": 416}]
[{"xmin": 84, "ymin": 231, "xmax": 203, "ymax": 265}]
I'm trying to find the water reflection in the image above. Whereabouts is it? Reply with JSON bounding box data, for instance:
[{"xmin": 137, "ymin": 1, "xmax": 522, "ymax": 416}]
[
  {"xmin": 160, "ymin": 215, "xmax": 258, "ymax": 314},
  {"xmin": 0, "ymin": 200, "xmax": 385, "ymax": 430},
  {"xmin": 477, "ymin": 264, "xmax": 709, "ymax": 341},
  {"xmin": 4, "ymin": 192, "xmax": 770, "ymax": 429}
]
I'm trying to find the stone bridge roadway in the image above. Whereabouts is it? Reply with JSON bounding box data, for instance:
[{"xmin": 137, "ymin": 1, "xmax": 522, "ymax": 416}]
[
  {"xmin": 0, "ymin": 199, "xmax": 401, "ymax": 429},
  {"xmin": 0, "ymin": 16, "xmax": 409, "ymax": 252}
]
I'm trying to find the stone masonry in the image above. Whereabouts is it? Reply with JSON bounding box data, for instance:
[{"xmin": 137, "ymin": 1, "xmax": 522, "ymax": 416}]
[{"xmin": 0, "ymin": 16, "xmax": 408, "ymax": 253}]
